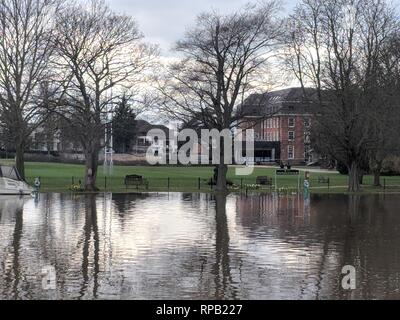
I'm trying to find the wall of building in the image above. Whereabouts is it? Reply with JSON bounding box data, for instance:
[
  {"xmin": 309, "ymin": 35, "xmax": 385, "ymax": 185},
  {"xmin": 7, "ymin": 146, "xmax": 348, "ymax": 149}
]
[
  {"xmin": 239, "ymin": 114, "xmax": 311, "ymax": 165},
  {"xmin": 278, "ymin": 115, "xmax": 311, "ymax": 164}
]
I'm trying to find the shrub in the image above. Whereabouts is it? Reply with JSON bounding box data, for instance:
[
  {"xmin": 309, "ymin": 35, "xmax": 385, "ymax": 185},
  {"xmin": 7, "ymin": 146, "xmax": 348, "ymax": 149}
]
[{"xmin": 381, "ymin": 157, "xmax": 400, "ymax": 176}]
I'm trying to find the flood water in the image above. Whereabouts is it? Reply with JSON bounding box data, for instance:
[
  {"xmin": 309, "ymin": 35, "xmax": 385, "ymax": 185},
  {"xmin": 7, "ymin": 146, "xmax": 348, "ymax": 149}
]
[{"xmin": 1, "ymin": 192, "xmax": 400, "ymax": 300}]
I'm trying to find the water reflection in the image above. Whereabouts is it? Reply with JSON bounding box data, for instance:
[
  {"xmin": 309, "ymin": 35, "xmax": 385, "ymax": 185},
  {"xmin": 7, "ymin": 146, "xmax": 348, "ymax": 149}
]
[
  {"xmin": 80, "ymin": 195, "xmax": 100, "ymax": 298},
  {"xmin": 213, "ymin": 194, "xmax": 234, "ymax": 299},
  {"xmin": 0, "ymin": 192, "xmax": 400, "ymax": 299}
]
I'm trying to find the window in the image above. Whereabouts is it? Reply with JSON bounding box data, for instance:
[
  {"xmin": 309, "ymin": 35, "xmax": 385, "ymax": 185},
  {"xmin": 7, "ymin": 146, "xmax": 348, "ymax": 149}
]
[
  {"xmin": 304, "ymin": 118, "xmax": 311, "ymax": 128},
  {"xmin": 288, "ymin": 146, "xmax": 294, "ymax": 160},
  {"xmin": 288, "ymin": 118, "xmax": 295, "ymax": 128},
  {"xmin": 288, "ymin": 131, "xmax": 295, "ymax": 141}
]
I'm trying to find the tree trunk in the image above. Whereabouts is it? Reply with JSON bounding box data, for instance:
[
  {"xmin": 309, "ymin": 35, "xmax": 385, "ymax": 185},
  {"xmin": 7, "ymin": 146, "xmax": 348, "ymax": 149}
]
[
  {"xmin": 359, "ymin": 172, "xmax": 364, "ymax": 185},
  {"xmin": 215, "ymin": 163, "xmax": 228, "ymax": 192},
  {"xmin": 84, "ymin": 144, "xmax": 100, "ymax": 191},
  {"xmin": 215, "ymin": 135, "xmax": 229, "ymax": 193},
  {"xmin": 348, "ymin": 162, "xmax": 361, "ymax": 192},
  {"xmin": 372, "ymin": 160, "xmax": 382, "ymax": 187},
  {"xmin": 373, "ymin": 170, "xmax": 381, "ymax": 187},
  {"xmin": 15, "ymin": 143, "xmax": 25, "ymax": 180}
]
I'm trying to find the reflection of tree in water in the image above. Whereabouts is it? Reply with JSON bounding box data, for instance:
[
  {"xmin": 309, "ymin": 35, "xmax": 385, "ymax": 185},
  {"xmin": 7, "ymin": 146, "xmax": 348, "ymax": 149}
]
[
  {"xmin": 112, "ymin": 193, "xmax": 149, "ymax": 214},
  {"xmin": 79, "ymin": 195, "xmax": 100, "ymax": 299},
  {"xmin": 3, "ymin": 206, "xmax": 23, "ymax": 299},
  {"xmin": 2, "ymin": 192, "xmax": 400, "ymax": 299},
  {"xmin": 338, "ymin": 194, "xmax": 400, "ymax": 299},
  {"xmin": 107, "ymin": 193, "xmax": 239, "ymax": 299},
  {"xmin": 213, "ymin": 194, "xmax": 236, "ymax": 299}
]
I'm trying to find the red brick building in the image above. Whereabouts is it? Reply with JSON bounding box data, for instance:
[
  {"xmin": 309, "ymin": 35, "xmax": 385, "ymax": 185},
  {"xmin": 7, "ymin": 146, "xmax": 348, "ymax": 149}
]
[{"xmin": 240, "ymin": 87, "xmax": 317, "ymax": 165}]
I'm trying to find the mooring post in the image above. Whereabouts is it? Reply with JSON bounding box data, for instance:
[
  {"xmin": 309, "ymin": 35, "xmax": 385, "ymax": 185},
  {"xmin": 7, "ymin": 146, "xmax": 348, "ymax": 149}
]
[
  {"xmin": 104, "ymin": 176, "xmax": 107, "ymax": 190},
  {"xmin": 198, "ymin": 177, "xmax": 201, "ymax": 190},
  {"xmin": 167, "ymin": 177, "xmax": 170, "ymax": 190}
]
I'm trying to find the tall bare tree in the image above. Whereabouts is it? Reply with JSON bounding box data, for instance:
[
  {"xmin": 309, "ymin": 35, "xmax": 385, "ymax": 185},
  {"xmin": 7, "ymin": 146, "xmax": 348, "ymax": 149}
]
[
  {"xmin": 0, "ymin": 0, "xmax": 61, "ymax": 179},
  {"xmin": 158, "ymin": 1, "xmax": 283, "ymax": 192},
  {"xmin": 367, "ymin": 31, "xmax": 400, "ymax": 186},
  {"xmin": 53, "ymin": 0, "xmax": 156, "ymax": 191},
  {"xmin": 284, "ymin": 0, "xmax": 399, "ymax": 192}
]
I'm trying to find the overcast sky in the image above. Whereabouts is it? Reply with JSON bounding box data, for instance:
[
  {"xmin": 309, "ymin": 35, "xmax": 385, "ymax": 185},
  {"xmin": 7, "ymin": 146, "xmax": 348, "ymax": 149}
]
[{"xmin": 109, "ymin": 0, "xmax": 299, "ymax": 56}]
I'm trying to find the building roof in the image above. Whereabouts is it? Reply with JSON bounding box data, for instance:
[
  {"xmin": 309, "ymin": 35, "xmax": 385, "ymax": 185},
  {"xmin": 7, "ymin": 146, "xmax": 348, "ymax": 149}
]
[
  {"xmin": 240, "ymin": 87, "xmax": 318, "ymax": 117},
  {"xmin": 134, "ymin": 119, "xmax": 169, "ymax": 136}
]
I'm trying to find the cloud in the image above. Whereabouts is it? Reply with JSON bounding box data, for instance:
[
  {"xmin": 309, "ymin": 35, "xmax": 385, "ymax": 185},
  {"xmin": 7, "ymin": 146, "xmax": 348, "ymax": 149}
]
[{"xmin": 108, "ymin": 0, "xmax": 298, "ymax": 56}]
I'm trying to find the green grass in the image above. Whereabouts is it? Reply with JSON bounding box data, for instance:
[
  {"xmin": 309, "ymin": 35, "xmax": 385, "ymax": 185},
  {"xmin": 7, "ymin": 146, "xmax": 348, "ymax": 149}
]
[{"xmin": 2, "ymin": 160, "xmax": 400, "ymax": 194}]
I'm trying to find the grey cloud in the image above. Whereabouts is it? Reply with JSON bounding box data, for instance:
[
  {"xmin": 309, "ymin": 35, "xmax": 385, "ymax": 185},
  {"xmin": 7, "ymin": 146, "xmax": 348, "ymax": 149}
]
[{"xmin": 109, "ymin": 0, "xmax": 298, "ymax": 55}]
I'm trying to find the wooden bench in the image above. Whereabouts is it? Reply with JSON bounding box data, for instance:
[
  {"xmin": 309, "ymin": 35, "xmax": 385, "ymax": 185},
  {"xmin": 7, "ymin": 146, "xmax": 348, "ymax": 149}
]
[
  {"xmin": 256, "ymin": 176, "xmax": 273, "ymax": 186},
  {"xmin": 124, "ymin": 175, "xmax": 149, "ymax": 189},
  {"xmin": 318, "ymin": 176, "xmax": 330, "ymax": 184}
]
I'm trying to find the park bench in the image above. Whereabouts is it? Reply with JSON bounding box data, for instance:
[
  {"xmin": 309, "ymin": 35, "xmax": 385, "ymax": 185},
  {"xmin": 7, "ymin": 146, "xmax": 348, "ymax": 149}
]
[
  {"xmin": 318, "ymin": 176, "xmax": 330, "ymax": 184},
  {"xmin": 256, "ymin": 176, "xmax": 273, "ymax": 186},
  {"xmin": 124, "ymin": 174, "xmax": 149, "ymax": 189}
]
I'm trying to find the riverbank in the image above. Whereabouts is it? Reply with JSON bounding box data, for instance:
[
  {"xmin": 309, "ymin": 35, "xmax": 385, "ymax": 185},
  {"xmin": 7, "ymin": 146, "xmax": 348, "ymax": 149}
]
[{"xmin": 3, "ymin": 161, "xmax": 399, "ymax": 194}]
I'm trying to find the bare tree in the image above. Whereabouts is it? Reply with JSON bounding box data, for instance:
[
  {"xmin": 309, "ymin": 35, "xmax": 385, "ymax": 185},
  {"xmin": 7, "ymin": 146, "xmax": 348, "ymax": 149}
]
[
  {"xmin": 284, "ymin": 0, "xmax": 399, "ymax": 192},
  {"xmin": 0, "ymin": 0, "xmax": 61, "ymax": 179},
  {"xmin": 367, "ymin": 31, "xmax": 400, "ymax": 186},
  {"xmin": 158, "ymin": 1, "xmax": 283, "ymax": 192},
  {"xmin": 53, "ymin": 0, "xmax": 156, "ymax": 191}
]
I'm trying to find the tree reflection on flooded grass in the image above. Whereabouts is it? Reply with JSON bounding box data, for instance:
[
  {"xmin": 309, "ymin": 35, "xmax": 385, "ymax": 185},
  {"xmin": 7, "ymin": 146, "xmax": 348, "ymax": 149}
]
[{"xmin": 0, "ymin": 193, "xmax": 400, "ymax": 300}]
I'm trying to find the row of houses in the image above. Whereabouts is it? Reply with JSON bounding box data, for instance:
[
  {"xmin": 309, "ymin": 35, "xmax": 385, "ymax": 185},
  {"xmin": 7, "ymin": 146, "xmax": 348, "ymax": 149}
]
[
  {"xmin": 28, "ymin": 119, "xmax": 169, "ymax": 154},
  {"xmin": 25, "ymin": 87, "xmax": 318, "ymax": 165}
]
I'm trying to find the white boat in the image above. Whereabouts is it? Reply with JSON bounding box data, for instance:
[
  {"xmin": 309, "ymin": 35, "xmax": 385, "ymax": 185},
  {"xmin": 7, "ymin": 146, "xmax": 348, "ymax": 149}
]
[{"xmin": 0, "ymin": 165, "xmax": 33, "ymax": 195}]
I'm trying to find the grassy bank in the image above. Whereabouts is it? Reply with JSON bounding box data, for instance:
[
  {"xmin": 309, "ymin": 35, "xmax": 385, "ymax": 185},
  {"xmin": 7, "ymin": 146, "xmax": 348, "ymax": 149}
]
[{"xmin": 3, "ymin": 161, "xmax": 400, "ymax": 194}]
